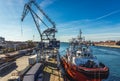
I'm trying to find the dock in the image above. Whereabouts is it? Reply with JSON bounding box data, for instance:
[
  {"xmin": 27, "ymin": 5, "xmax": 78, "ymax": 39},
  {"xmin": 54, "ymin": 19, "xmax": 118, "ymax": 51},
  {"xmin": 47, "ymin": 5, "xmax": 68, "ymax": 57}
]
[
  {"xmin": 95, "ymin": 45, "xmax": 120, "ymax": 48},
  {"xmin": 0, "ymin": 54, "xmax": 68, "ymax": 81},
  {"xmin": 0, "ymin": 56, "xmax": 30, "ymax": 81},
  {"xmin": 43, "ymin": 58, "xmax": 64, "ymax": 81}
]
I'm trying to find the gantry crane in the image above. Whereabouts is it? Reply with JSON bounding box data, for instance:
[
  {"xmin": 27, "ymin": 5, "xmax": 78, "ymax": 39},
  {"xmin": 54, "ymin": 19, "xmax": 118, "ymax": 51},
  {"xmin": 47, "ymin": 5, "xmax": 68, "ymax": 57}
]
[{"xmin": 21, "ymin": 0, "xmax": 60, "ymax": 49}]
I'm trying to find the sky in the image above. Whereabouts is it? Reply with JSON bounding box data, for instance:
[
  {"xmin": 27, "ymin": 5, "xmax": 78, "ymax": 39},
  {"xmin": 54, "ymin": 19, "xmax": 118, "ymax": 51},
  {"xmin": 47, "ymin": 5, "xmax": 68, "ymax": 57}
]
[{"xmin": 0, "ymin": 0, "xmax": 120, "ymax": 42}]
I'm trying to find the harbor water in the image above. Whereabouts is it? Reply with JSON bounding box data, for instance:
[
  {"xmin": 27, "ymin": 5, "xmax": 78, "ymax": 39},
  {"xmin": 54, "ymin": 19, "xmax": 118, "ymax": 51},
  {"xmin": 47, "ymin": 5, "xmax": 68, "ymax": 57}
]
[{"xmin": 60, "ymin": 42, "xmax": 120, "ymax": 81}]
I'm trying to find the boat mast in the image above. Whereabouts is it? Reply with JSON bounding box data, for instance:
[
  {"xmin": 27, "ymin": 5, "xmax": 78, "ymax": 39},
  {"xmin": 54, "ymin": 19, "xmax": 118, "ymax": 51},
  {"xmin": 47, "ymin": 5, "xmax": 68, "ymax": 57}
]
[
  {"xmin": 78, "ymin": 29, "xmax": 83, "ymax": 43},
  {"xmin": 79, "ymin": 29, "xmax": 82, "ymax": 39}
]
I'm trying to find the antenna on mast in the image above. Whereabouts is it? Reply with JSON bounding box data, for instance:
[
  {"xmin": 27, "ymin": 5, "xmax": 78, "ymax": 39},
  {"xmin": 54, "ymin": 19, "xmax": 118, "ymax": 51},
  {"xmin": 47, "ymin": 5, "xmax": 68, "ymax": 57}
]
[{"xmin": 80, "ymin": 29, "xmax": 82, "ymax": 38}]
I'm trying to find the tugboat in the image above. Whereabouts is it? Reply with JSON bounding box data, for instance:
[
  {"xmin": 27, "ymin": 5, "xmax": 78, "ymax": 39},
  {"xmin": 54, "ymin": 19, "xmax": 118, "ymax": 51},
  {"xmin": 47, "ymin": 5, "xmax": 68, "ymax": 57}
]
[{"xmin": 60, "ymin": 30, "xmax": 109, "ymax": 81}]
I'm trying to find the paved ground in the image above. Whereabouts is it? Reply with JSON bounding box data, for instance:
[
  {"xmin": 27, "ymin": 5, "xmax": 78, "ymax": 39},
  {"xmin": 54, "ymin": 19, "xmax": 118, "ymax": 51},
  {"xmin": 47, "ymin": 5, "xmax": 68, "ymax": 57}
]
[
  {"xmin": 43, "ymin": 59, "xmax": 64, "ymax": 81},
  {"xmin": 0, "ymin": 56, "xmax": 30, "ymax": 81},
  {"xmin": 0, "ymin": 56, "xmax": 65, "ymax": 81}
]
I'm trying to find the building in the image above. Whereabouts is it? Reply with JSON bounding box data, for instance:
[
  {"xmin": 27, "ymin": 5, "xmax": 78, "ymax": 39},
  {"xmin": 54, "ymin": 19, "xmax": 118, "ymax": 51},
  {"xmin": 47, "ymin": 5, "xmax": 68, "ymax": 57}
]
[
  {"xmin": 94, "ymin": 40, "xmax": 117, "ymax": 46},
  {"xmin": 0, "ymin": 37, "xmax": 5, "ymax": 43}
]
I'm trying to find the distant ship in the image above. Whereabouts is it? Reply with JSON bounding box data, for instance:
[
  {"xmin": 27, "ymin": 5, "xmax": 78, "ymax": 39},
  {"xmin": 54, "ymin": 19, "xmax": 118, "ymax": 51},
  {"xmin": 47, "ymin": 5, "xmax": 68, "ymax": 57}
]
[{"xmin": 60, "ymin": 30, "xmax": 109, "ymax": 81}]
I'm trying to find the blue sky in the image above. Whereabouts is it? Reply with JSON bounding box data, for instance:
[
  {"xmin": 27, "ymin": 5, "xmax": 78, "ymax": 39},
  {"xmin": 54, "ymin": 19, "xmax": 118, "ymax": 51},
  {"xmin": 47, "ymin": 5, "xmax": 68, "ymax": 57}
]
[{"xmin": 0, "ymin": 0, "xmax": 120, "ymax": 42}]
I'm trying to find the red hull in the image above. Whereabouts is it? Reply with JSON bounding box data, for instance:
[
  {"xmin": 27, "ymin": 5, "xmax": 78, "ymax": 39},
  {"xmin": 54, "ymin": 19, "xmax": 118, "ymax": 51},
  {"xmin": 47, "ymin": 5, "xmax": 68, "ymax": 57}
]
[{"xmin": 61, "ymin": 58, "xmax": 109, "ymax": 81}]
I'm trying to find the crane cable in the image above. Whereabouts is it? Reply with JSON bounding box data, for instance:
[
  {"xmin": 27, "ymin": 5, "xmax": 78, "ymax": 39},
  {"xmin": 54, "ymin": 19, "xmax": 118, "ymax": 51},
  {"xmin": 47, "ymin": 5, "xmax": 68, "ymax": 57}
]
[
  {"xmin": 28, "ymin": 5, "xmax": 49, "ymax": 28},
  {"xmin": 20, "ymin": 21, "xmax": 23, "ymax": 36}
]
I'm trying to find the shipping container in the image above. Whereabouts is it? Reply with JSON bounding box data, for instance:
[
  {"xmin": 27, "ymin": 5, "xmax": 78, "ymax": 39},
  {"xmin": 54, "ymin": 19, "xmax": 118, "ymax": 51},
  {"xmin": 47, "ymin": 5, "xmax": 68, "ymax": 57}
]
[{"xmin": 23, "ymin": 63, "xmax": 44, "ymax": 81}]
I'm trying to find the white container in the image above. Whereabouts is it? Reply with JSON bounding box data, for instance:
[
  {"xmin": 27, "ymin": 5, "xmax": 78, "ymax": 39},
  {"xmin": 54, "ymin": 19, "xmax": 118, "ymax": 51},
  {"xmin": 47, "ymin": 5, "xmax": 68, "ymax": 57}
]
[
  {"xmin": 45, "ymin": 55, "xmax": 49, "ymax": 61},
  {"xmin": 28, "ymin": 55, "xmax": 37, "ymax": 65}
]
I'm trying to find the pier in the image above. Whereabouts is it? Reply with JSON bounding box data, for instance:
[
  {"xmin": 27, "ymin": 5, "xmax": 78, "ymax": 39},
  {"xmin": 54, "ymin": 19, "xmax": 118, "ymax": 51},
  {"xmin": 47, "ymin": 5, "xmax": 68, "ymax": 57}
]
[
  {"xmin": 43, "ymin": 58, "xmax": 64, "ymax": 81},
  {"xmin": 0, "ymin": 48, "xmax": 70, "ymax": 81},
  {"xmin": 0, "ymin": 55, "xmax": 30, "ymax": 81},
  {"xmin": 95, "ymin": 45, "xmax": 120, "ymax": 48}
]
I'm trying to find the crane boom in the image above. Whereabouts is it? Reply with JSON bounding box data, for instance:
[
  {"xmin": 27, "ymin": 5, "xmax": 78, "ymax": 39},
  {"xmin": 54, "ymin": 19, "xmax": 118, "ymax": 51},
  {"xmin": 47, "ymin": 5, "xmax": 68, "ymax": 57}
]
[
  {"xmin": 21, "ymin": 2, "xmax": 42, "ymax": 41},
  {"xmin": 33, "ymin": 2, "xmax": 56, "ymax": 28}
]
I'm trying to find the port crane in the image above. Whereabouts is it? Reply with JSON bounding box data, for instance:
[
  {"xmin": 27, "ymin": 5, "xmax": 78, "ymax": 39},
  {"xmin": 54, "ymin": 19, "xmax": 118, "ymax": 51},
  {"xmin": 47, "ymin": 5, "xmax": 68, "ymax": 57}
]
[{"xmin": 21, "ymin": 0, "xmax": 60, "ymax": 49}]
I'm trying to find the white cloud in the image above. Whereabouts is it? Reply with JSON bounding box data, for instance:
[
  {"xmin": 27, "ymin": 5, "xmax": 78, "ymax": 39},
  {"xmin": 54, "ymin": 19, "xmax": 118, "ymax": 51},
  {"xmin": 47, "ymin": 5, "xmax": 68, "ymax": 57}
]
[
  {"xmin": 58, "ymin": 32, "xmax": 120, "ymax": 42},
  {"xmin": 84, "ymin": 33, "xmax": 120, "ymax": 41},
  {"xmin": 1, "ymin": 0, "xmax": 120, "ymax": 42},
  {"xmin": 94, "ymin": 10, "xmax": 120, "ymax": 21},
  {"xmin": 40, "ymin": 0, "xmax": 56, "ymax": 8},
  {"xmin": 0, "ymin": 0, "xmax": 25, "ymax": 22},
  {"xmin": 0, "ymin": 0, "xmax": 57, "ymax": 41},
  {"xmin": 57, "ymin": 35, "xmax": 75, "ymax": 42},
  {"xmin": 0, "ymin": 22, "xmax": 38, "ymax": 41},
  {"xmin": 57, "ymin": 19, "xmax": 120, "ymax": 42},
  {"xmin": 6, "ymin": 0, "xmax": 25, "ymax": 6}
]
